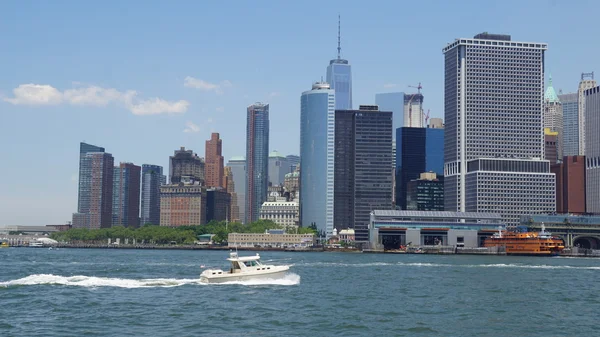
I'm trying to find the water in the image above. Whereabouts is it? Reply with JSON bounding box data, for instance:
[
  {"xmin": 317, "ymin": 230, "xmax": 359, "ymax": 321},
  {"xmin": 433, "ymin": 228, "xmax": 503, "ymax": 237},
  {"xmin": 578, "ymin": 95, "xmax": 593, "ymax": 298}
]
[{"xmin": 1, "ymin": 248, "xmax": 599, "ymax": 336}]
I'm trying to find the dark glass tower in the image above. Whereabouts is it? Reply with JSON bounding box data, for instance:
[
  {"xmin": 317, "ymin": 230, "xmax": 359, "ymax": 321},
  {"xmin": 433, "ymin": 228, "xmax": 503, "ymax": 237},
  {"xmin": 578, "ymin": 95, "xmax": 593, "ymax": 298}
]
[
  {"xmin": 141, "ymin": 164, "xmax": 165, "ymax": 226},
  {"xmin": 245, "ymin": 103, "xmax": 269, "ymax": 223}
]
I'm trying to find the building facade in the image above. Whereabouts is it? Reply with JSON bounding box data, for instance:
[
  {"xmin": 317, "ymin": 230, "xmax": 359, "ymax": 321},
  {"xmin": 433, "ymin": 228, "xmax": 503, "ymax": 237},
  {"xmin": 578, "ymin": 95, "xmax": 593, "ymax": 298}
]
[
  {"xmin": 406, "ymin": 172, "xmax": 444, "ymax": 211},
  {"xmin": 545, "ymin": 128, "xmax": 559, "ymax": 165},
  {"xmin": 224, "ymin": 166, "xmax": 240, "ymax": 223},
  {"xmin": 227, "ymin": 157, "xmax": 246, "ymax": 223},
  {"xmin": 228, "ymin": 233, "xmax": 315, "ymax": 248},
  {"xmin": 544, "ymin": 76, "xmax": 563, "ymax": 159},
  {"xmin": 300, "ymin": 82, "xmax": 335, "ymax": 237},
  {"xmin": 160, "ymin": 182, "xmax": 207, "ymax": 227},
  {"xmin": 286, "ymin": 155, "xmax": 300, "ymax": 173},
  {"xmin": 396, "ymin": 127, "xmax": 444, "ymax": 210},
  {"xmin": 268, "ymin": 150, "xmax": 288, "ymax": 186},
  {"xmin": 205, "ymin": 132, "xmax": 224, "ymax": 188},
  {"xmin": 246, "ymin": 103, "xmax": 270, "ymax": 223},
  {"xmin": 404, "ymin": 92, "xmax": 424, "ymax": 128},
  {"xmin": 579, "ymin": 73, "xmax": 597, "ymax": 156},
  {"xmin": 442, "ymin": 33, "xmax": 555, "ymax": 225},
  {"xmin": 429, "ymin": 118, "xmax": 444, "ymax": 129},
  {"xmin": 259, "ymin": 201, "xmax": 299, "ymax": 229},
  {"xmin": 375, "ymin": 92, "xmax": 405, "ymax": 139},
  {"xmin": 559, "ymin": 93, "xmax": 579, "ymax": 157},
  {"xmin": 206, "ymin": 188, "xmax": 231, "ymax": 222},
  {"xmin": 585, "ymin": 85, "xmax": 600, "ymax": 213},
  {"xmin": 169, "ymin": 147, "xmax": 204, "ymax": 185},
  {"xmin": 326, "ymin": 17, "xmax": 351, "ymax": 110},
  {"xmin": 112, "ymin": 162, "xmax": 141, "ymax": 228},
  {"xmin": 334, "ymin": 105, "xmax": 394, "ymax": 242},
  {"xmin": 141, "ymin": 164, "xmax": 165, "ymax": 226},
  {"xmin": 551, "ymin": 156, "xmax": 586, "ymax": 214}
]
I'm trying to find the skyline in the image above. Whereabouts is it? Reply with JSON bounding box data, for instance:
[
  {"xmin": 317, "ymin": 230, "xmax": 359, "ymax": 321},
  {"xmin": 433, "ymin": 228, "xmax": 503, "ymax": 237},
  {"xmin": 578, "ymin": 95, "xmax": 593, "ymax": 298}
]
[{"xmin": 2, "ymin": 0, "xmax": 600, "ymax": 225}]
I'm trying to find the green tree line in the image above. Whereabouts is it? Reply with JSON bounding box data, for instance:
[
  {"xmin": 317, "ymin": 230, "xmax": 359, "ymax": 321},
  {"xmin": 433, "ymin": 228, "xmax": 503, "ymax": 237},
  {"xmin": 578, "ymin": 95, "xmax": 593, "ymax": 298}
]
[{"xmin": 51, "ymin": 220, "xmax": 317, "ymax": 245}]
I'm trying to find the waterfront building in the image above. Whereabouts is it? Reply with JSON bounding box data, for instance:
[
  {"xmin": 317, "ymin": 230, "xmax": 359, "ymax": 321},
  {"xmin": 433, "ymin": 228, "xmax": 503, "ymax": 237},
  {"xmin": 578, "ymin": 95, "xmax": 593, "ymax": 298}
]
[
  {"xmin": 228, "ymin": 232, "xmax": 315, "ymax": 248},
  {"xmin": 544, "ymin": 76, "xmax": 563, "ymax": 159},
  {"xmin": 300, "ymin": 82, "xmax": 335, "ymax": 237},
  {"xmin": 404, "ymin": 92, "xmax": 424, "ymax": 128},
  {"xmin": 206, "ymin": 188, "xmax": 231, "ymax": 222},
  {"xmin": 334, "ymin": 105, "xmax": 393, "ymax": 242},
  {"xmin": 286, "ymin": 155, "xmax": 300, "ymax": 173},
  {"xmin": 429, "ymin": 118, "xmax": 444, "ymax": 129},
  {"xmin": 395, "ymin": 127, "xmax": 444, "ymax": 210},
  {"xmin": 375, "ymin": 92, "xmax": 405, "ymax": 139},
  {"xmin": 578, "ymin": 72, "xmax": 597, "ymax": 155},
  {"xmin": 169, "ymin": 147, "xmax": 204, "ymax": 185},
  {"xmin": 259, "ymin": 200, "xmax": 299, "ymax": 229},
  {"xmin": 141, "ymin": 164, "xmax": 165, "ymax": 226},
  {"xmin": 226, "ymin": 156, "xmax": 246, "ymax": 223},
  {"xmin": 159, "ymin": 178, "xmax": 206, "ymax": 227},
  {"xmin": 585, "ymin": 85, "xmax": 600, "ymax": 213},
  {"xmin": 521, "ymin": 214, "xmax": 600, "ymax": 248},
  {"xmin": 268, "ymin": 150, "xmax": 288, "ymax": 186},
  {"xmin": 442, "ymin": 32, "xmax": 555, "ymax": 225},
  {"xmin": 551, "ymin": 156, "xmax": 586, "ymax": 214},
  {"xmin": 112, "ymin": 162, "xmax": 141, "ymax": 228},
  {"xmin": 406, "ymin": 172, "xmax": 444, "ymax": 211},
  {"xmin": 205, "ymin": 133, "xmax": 224, "ymax": 188},
  {"xmin": 224, "ymin": 166, "xmax": 240, "ymax": 222},
  {"xmin": 246, "ymin": 103, "xmax": 270, "ymax": 223},
  {"xmin": 369, "ymin": 210, "xmax": 504, "ymax": 250},
  {"xmin": 72, "ymin": 143, "xmax": 114, "ymax": 229},
  {"xmin": 326, "ymin": 16, "xmax": 352, "ymax": 110},
  {"xmin": 545, "ymin": 128, "xmax": 559, "ymax": 165},
  {"xmin": 559, "ymin": 92, "xmax": 579, "ymax": 156}
]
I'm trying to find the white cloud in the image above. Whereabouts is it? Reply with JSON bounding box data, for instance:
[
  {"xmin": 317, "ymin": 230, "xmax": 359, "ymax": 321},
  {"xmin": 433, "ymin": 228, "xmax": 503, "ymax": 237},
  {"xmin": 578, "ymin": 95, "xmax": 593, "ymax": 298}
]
[
  {"xmin": 215, "ymin": 106, "xmax": 225, "ymax": 112},
  {"xmin": 184, "ymin": 77, "xmax": 232, "ymax": 94},
  {"xmin": 3, "ymin": 83, "xmax": 189, "ymax": 115},
  {"xmin": 383, "ymin": 83, "xmax": 397, "ymax": 88},
  {"xmin": 183, "ymin": 121, "xmax": 201, "ymax": 133}
]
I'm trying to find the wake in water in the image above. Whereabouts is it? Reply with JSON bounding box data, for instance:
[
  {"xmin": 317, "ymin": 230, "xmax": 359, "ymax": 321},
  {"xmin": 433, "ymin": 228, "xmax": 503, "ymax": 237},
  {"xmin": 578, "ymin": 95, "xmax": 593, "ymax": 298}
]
[
  {"xmin": 0, "ymin": 273, "xmax": 301, "ymax": 288},
  {"xmin": 297, "ymin": 261, "xmax": 600, "ymax": 270}
]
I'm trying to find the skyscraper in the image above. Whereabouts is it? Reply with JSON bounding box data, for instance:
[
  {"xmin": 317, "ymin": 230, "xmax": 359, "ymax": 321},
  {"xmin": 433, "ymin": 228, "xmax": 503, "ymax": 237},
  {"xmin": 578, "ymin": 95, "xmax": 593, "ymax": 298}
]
[
  {"xmin": 552, "ymin": 156, "xmax": 585, "ymax": 214},
  {"xmin": 443, "ymin": 33, "xmax": 555, "ymax": 225},
  {"xmin": 300, "ymin": 82, "xmax": 335, "ymax": 237},
  {"xmin": 585, "ymin": 85, "xmax": 600, "ymax": 213},
  {"xmin": 375, "ymin": 92, "xmax": 405, "ymax": 139},
  {"xmin": 404, "ymin": 91, "xmax": 424, "ymax": 128},
  {"xmin": 245, "ymin": 103, "xmax": 269, "ymax": 223},
  {"xmin": 227, "ymin": 156, "xmax": 246, "ymax": 223},
  {"xmin": 334, "ymin": 105, "xmax": 393, "ymax": 242},
  {"xmin": 544, "ymin": 76, "xmax": 563, "ymax": 159},
  {"xmin": 544, "ymin": 128, "xmax": 559, "ymax": 165},
  {"xmin": 205, "ymin": 132, "xmax": 224, "ymax": 188},
  {"xmin": 578, "ymin": 72, "xmax": 596, "ymax": 156},
  {"xmin": 169, "ymin": 147, "xmax": 204, "ymax": 184},
  {"xmin": 559, "ymin": 92, "xmax": 579, "ymax": 156},
  {"xmin": 141, "ymin": 164, "xmax": 165, "ymax": 226},
  {"xmin": 326, "ymin": 16, "xmax": 352, "ymax": 110},
  {"xmin": 224, "ymin": 166, "xmax": 240, "ymax": 222},
  {"xmin": 73, "ymin": 142, "xmax": 114, "ymax": 229},
  {"xmin": 268, "ymin": 150, "xmax": 288, "ymax": 186},
  {"xmin": 112, "ymin": 162, "xmax": 141, "ymax": 228},
  {"xmin": 286, "ymin": 155, "xmax": 300, "ymax": 173}
]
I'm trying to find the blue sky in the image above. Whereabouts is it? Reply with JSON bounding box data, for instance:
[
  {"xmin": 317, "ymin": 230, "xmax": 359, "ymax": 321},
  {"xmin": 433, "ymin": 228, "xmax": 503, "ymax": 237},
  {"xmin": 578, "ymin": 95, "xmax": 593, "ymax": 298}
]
[{"xmin": 1, "ymin": 0, "xmax": 598, "ymax": 225}]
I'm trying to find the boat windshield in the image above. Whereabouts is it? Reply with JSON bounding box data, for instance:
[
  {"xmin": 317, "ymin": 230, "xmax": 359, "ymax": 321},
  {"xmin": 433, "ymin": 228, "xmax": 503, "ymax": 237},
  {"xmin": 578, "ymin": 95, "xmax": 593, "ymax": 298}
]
[{"xmin": 243, "ymin": 260, "xmax": 261, "ymax": 267}]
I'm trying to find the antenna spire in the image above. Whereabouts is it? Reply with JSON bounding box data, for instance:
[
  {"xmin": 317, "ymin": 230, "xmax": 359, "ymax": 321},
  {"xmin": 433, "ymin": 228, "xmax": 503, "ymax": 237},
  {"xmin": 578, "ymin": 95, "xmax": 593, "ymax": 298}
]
[{"xmin": 337, "ymin": 14, "xmax": 341, "ymax": 59}]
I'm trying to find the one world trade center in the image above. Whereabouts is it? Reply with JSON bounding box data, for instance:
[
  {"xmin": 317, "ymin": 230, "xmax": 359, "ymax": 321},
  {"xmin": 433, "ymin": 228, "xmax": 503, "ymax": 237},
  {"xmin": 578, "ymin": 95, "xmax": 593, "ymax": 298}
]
[{"xmin": 326, "ymin": 15, "xmax": 352, "ymax": 110}]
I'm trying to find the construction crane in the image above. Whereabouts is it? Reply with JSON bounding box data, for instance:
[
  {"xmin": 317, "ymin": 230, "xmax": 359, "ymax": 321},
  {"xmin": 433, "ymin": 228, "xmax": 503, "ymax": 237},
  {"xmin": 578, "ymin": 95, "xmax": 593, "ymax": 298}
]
[
  {"xmin": 424, "ymin": 109, "xmax": 430, "ymax": 125},
  {"xmin": 407, "ymin": 83, "xmax": 423, "ymax": 127}
]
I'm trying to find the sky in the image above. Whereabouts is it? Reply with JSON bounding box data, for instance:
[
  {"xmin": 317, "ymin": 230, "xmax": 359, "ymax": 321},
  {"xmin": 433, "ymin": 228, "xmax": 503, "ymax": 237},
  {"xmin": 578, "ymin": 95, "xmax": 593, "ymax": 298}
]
[{"xmin": 1, "ymin": 0, "xmax": 598, "ymax": 225}]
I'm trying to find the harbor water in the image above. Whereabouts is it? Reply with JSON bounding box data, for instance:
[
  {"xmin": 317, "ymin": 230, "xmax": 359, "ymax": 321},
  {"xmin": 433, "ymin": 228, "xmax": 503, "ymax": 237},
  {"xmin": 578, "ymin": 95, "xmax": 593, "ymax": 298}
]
[{"xmin": 1, "ymin": 248, "xmax": 599, "ymax": 336}]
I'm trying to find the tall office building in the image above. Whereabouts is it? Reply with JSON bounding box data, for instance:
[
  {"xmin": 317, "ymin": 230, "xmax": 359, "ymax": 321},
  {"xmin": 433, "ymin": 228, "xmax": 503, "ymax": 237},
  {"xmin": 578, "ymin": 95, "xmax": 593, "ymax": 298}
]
[
  {"xmin": 334, "ymin": 105, "xmax": 393, "ymax": 242},
  {"xmin": 224, "ymin": 166, "xmax": 240, "ymax": 222},
  {"xmin": 578, "ymin": 72, "xmax": 596, "ymax": 156},
  {"xmin": 585, "ymin": 85, "xmax": 600, "ymax": 213},
  {"xmin": 396, "ymin": 127, "xmax": 444, "ymax": 210},
  {"xmin": 112, "ymin": 162, "xmax": 141, "ymax": 228},
  {"xmin": 141, "ymin": 164, "xmax": 165, "ymax": 225},
  {"xmin": 300, "ymin": 82, "xmax": 335, "ymax": 237},
  {"xmin": 160, "ymin": 182, "xmax": 206, "ymax": 227},
  {"xmin": 443, "ymin": 33, "xmax": 555, "ymax": 225},
  {"xmin": 72, "ymin": 143, "xmax": 114, "ymax": 229},
  {"xmin": 544, "ymin": 128, "xmax": 559, "ymax": 165},
  {"xmin": 559, "ymin": 92, "xmax": 579, "ymax": 156},
  {"xmin": 227, "ymin": 157, "xmax": 246, "ymax": 223},
  {"xmin": 544, "ymin": 76, "xmax": 563, "ymax": 159},
  {"xmin": 205, "ymin": 133, "xmax": 224, "ymax": 188},
  {"xmin": 206, "ymin": 188, "xmax": 231, "ymax": 222},
  {"xmin": 375, "ymin": 92, "xmax": 405, "ymax": 139},
  {"xmin": 552, "ymin": 156, "xmax": 586, "ymax": 214},
  {"xmin": 246, "ymin": 103, "xmax": 269, "ymax": 223},
  {"xmin": 268, "ymin": 150, "xmax": 288, "ymax": 186},
  {"xmin": 326, "ymin": 16, "xmax": 352, "ymax": 110},
  {"xmin": 404, "ymin": 92, "xmax": 424, "ymax": 128},
  {"xmin": 169, "ymin": 147, "xmax": 204, "ymax": 184},
  {"xmin": 286, "ymin": 155, "xmax": 300, "ymax": 173},
  {"xmin": 406, "ymin": 172, "xmax": 444, "ymax": 211}
]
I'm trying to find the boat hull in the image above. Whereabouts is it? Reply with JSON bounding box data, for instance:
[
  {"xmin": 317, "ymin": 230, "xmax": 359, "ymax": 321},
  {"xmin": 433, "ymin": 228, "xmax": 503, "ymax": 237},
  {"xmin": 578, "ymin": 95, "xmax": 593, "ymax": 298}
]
[{"xmin": 200, "ymin": 266, "xmax": 289, "ymax": 284}]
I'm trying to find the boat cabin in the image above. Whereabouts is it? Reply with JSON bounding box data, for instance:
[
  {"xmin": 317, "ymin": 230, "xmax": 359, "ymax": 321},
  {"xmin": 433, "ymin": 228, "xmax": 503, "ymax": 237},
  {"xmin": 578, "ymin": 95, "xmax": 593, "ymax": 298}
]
[{"xmin": 227, "ymin": 252, "xmax": 273, "ymax": 274}]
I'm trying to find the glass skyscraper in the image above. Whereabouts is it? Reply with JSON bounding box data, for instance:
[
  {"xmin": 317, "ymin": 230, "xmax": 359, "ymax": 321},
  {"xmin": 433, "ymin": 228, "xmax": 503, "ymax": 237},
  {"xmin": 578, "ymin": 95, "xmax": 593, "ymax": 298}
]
[
  {"xmin": 326, "ymin": 16, "xmax": 352, "ymax": 110},
  {"xmin": 227, "ymin": 157, "xmax": 246, "ymax": 224},
  {"xmin": 559, "ymin": 93, "xmax": 579, "ymax": 157},
  {"xmin": 300, "ymin": 82, "xmax": 335, "ymax": 237},
  {"xmin": 112, "ymin": 163, "xmax": 141, "ymax": 228},
  {"xmin": 141, "ymin": 164, "xmax": 165, "ymax": 226},
  {"xmin": 375, "ymin": 92, "xmax": 405, "ymax": 140},
  {"xmin": 245, "ymin": 103, "xmax": 269, "ymax": 224}
]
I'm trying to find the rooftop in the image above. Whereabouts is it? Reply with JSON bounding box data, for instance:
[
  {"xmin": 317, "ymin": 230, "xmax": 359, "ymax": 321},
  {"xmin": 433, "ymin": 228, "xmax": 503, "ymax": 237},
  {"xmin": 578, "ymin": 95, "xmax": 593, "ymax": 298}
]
[
  {"xmin": 372, "ymin": 210, "xmax": 503, "ymax": 221},
  {"xmin": 269, "ymin": 150, "xmax": 285, "ymax": 158},
  {"xmin": 544, "ymin": 75, "xmax": 560, "ymax": 103}
]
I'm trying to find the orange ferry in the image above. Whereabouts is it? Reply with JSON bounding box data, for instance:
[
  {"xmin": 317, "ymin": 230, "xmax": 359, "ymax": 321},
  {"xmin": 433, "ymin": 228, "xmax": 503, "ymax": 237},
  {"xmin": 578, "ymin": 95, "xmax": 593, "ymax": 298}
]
[{"xmin": 483, "ymin": 225, "xmax": 565, "ymax": 256}]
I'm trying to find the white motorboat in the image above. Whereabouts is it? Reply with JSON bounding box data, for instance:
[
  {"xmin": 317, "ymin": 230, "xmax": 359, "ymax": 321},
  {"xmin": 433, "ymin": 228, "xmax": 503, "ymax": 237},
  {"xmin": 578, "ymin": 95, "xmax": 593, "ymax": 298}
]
[{"xmin": 200, "ymin": 251, "xmax": 290, "ymax": 284}]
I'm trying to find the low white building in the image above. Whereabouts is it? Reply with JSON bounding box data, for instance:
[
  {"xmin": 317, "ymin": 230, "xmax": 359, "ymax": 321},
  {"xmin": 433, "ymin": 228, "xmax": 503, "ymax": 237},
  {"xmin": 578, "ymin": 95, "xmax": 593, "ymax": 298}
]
[
  {"xmin": 228, "ymin": 233, "xmax": 315, "ymax": 248},
  {"xmin": 259, "ymin": 200, "xmax": 299, "ymax": 229}
]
